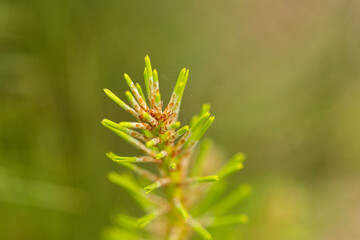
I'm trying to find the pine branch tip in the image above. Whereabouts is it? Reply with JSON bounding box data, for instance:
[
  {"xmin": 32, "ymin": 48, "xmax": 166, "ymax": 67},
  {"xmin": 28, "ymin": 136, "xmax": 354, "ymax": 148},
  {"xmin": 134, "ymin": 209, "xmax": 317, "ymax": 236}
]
[{"xmin": 102, "ymin": 56, "xmax": 248, "ymax": 239}]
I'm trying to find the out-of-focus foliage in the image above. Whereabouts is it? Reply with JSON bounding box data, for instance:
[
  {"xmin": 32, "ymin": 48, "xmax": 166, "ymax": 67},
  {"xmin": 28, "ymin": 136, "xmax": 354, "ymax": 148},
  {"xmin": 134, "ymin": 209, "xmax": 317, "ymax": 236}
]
[{"xmin": 0, "ymin": 0, "xmax": 359, "ymax": 240}]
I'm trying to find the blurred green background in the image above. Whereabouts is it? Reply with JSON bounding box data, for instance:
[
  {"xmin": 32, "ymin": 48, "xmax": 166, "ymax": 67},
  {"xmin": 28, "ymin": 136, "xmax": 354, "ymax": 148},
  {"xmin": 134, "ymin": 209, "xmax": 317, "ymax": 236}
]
[{"xmin": 1, "ymin": 0, "xmax": 359, "ymax": 239}]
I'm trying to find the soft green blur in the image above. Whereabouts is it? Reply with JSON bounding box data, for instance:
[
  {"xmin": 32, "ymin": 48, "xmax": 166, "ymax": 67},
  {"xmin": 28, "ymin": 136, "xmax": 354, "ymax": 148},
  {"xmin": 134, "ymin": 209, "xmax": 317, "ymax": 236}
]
[{"xmin": 1, "ymin": 0, "xmax": 359, "ymax": 239}]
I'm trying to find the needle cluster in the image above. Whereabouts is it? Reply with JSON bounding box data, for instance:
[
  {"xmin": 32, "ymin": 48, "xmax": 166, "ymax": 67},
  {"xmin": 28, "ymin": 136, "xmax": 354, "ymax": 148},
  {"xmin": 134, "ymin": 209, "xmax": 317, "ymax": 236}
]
[{"xmin": 102, "ymin": 56, "xmax": 250, "ymax": 240}]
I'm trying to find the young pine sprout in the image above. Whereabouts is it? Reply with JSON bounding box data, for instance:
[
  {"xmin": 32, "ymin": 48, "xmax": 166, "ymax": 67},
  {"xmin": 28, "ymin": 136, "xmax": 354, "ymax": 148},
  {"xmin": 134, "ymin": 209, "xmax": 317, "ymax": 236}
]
[{"xmin": 102, "ymin": 56, "xmax": 250, "ymax": 240}]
